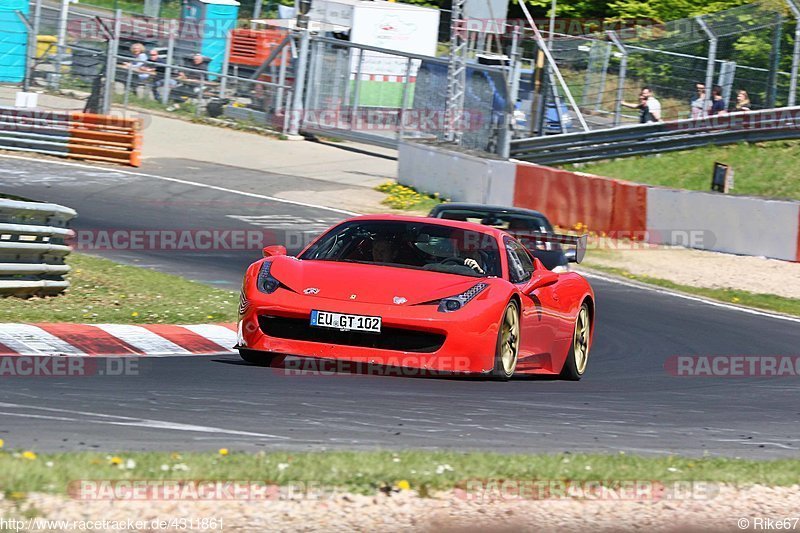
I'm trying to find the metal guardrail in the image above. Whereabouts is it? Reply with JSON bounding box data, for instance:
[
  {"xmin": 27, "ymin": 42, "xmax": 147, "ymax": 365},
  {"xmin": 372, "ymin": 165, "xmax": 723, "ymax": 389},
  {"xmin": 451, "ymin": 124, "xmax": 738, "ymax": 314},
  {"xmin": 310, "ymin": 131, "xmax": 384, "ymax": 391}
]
[
  {"xmin": 0, "ymin": 107, "xmax": 143, "ymax": 166},
  {"xmin": 0, "ymin": 198, "xmax": 76, "ymax": 297},
  {"xmin": 510, "ymin": 107, "xmax": 800, "ymax": 165}
]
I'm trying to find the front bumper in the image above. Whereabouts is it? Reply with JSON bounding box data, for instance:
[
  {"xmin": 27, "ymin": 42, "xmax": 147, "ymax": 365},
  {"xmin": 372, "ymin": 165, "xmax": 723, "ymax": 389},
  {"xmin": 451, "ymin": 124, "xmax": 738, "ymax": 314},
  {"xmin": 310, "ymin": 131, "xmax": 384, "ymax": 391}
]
[{"xmin": 238, "ymin": 287, "xmax": 504, "ymax": 374}]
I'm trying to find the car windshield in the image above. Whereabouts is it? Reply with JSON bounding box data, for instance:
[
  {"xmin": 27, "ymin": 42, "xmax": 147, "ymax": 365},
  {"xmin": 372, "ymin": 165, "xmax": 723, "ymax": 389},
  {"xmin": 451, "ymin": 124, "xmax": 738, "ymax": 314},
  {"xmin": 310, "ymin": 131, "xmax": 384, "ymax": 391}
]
[{"xmin": 299, "ymin": 220, "xmax": 501, "ymax": 278}]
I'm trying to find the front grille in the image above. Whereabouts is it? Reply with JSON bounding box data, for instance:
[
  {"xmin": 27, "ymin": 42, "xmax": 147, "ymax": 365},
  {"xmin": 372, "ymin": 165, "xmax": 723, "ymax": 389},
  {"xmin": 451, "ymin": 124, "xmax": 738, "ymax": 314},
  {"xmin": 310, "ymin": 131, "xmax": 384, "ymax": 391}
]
[{"xmin": 258, "ymin": 315, "xmax": 445, "ymax": 353}]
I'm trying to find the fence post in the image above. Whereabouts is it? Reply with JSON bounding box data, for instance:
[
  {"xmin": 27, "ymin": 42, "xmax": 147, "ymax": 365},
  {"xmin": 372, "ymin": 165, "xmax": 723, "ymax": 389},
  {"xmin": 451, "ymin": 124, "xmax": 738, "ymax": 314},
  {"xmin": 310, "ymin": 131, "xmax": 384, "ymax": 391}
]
[
  {"xmin": 102, "ymin": 9, "xmax": 122, "ymax": 115},
  {"xmin": 161, "ymin": 20, "xmax": 176, "ymax": 106},
  {"xmin": 766, "ymin": 13, "xmax": 783, "ymax": 107},
  {"xmin": 350, "ymin": 48, "xmax": 364, "ymax": 131},
  {"xmin": 398, "ymin": 57, "xmax": 413, "ymax": 140},
  {"xmin": 220, "ymin": 30, "xmax": 232, "ymax": 98},
  {"xmin": 696, "ymin": 16, "xmax": 716, "ymax": 117},
  {"xmin": 276, "ymin": 45, "xmax": 288, "ymax": 114},
  {"xmin": 499, "ymin": 25, "xmax": 521, "ymax": 159},
  {"xmin": 54, "ymin": 0, "xmax": 70, "ymax": 90},
  {"xmin": 788, "ymin": 0, "xmax": 800, "ymax": 107},
  {"xmin": 288, "ymin": 28, "xmax": 310, "ymax": 136},
  {"xmin": 608, "ymin": 30, "xmax": 627, "ymax": 127}
]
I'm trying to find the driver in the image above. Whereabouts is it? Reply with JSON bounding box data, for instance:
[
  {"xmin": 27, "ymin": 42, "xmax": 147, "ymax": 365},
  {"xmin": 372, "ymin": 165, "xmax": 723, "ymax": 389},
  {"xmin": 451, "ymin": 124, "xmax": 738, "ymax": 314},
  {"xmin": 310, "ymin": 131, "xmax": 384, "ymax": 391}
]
[
  {"xmin": 371, "ymin": 235, "xmax": 398, "ymax": 263},
  {"xmin": 462, "ymin": 251, "xmax": 485, "ymax": 274}
]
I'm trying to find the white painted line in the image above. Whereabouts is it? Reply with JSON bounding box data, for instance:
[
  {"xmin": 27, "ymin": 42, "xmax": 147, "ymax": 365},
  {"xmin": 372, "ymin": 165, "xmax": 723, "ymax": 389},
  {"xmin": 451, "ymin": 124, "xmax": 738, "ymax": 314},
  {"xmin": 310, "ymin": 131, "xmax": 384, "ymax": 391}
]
[
  {"xmin": 0, "ymin": 154, "xmax": 358, "ymax": 216},
  {"xmin": 95, "ymin": 324, "xmax": 191, "ymax": 355},
  {"xmin": 0, "ymin": 324, "xmax": 86, "ymax": 355},
  {"xmin": 0, "ymin": 402, "xmax": 288, "ymax": 439},
  {"xmin": 579, "ymin": 270, "xmax": 800, "ymax": 324},
  {"xmin": 183, "ymin": 324, "xmax": 237, "ymax": 351}
]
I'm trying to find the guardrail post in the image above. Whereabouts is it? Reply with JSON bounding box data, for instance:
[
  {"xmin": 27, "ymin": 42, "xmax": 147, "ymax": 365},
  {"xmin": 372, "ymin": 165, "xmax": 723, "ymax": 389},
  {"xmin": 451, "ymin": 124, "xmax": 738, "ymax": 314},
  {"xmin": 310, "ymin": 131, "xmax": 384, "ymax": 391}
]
[
  {"xmin": 696, "ymin": 16, "xmax": 716, "ymax": 118},
  {"xmin": 607, "ymin": 30, "xmax": 627, "ymax": 127},
  {"xmin": 161, "ymin": 20, "xmax": 176, "ymax": 106},
  {"xmin": 789, "ymin": 0, "xmax": 800, "ymax": 107}
]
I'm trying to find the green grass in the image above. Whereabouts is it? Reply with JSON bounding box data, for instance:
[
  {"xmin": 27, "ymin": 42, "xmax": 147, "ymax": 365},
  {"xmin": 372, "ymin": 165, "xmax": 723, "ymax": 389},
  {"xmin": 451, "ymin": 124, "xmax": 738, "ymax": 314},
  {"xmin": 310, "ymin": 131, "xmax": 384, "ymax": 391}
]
[
  {"xmin": 0, "ymin": 253, "xmax": 237, "ymax": 324},
  {"xmin": 376, "ymin": 181, "xmax": 447, "ymax": 212},
  {"xmin": 581, "ymin": 263, "xmax": 800, "ymax": 316},
  {"xmin": 565, "ymin": 140, "xmax": 800, "ymax": 201},
  {"xmin": 0, "ymin": 450, "xmax": 799, "ymax": 497}
]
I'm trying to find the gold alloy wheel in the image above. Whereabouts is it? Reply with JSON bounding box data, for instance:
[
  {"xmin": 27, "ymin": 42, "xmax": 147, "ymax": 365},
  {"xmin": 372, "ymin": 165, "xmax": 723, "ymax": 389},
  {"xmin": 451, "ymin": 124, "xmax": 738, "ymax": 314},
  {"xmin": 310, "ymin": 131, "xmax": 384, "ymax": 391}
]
[
  {"xmin": 573, "ymin": 305, "xmax": 590, "ymax": 374},
  {"xmin": 501, "ymin": 303, "xmax": 520, "ymax": 375}
]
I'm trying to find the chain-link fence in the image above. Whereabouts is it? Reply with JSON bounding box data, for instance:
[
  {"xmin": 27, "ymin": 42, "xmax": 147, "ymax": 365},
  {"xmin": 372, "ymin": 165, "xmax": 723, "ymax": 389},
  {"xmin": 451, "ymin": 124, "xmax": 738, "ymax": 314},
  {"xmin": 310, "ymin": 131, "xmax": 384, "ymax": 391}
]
[
  {"xmin": 521, "ymin": 1, "xmax": 800, "ymax": 132},
  {"xmin": 4, "ymin": 0, "xmax": 800, "ymax": 154}
]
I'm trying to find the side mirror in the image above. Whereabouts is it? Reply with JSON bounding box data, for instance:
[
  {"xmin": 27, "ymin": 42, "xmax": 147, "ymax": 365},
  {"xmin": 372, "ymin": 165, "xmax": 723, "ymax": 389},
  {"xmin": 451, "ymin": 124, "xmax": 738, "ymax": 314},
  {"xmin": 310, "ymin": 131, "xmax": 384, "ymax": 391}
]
[
  {"xmin": 525, "ymin": 270, "xmax": 559, "ymax": 293},
  {"xmin": 262, "ymin": 245, "xmax": 287, "ymax": 258}
]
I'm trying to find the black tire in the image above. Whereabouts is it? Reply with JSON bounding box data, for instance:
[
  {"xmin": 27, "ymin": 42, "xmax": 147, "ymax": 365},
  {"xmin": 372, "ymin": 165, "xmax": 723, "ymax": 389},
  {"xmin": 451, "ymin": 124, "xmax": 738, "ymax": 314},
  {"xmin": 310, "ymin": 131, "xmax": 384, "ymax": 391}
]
[
  {"xmin": 238, "ymin": 349, "xmax": 276, "ymax": 366},
  {"xmin": 490, "ymin": 300, "xmax": 520, "ymax": 381},
  {"xmin": 560, "ymin": 302, "xmax": 591, "ymax": 381}
]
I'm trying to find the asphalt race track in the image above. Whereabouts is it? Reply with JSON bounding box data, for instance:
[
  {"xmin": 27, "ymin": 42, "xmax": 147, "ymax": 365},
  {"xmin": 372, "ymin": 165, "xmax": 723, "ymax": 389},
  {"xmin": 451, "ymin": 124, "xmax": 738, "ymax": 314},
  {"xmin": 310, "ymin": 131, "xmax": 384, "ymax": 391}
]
[{"xmin": 1, "ymin": 155, "xmax": 799, "ymax": 458}]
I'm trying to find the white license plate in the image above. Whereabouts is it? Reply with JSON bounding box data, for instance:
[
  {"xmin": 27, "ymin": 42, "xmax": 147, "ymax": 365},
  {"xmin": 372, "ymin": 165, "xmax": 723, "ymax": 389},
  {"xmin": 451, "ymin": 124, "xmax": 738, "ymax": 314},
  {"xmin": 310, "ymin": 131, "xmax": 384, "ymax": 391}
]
[{"xmin": 310, "ymin": 310, "xmax": 382, "ymax": 333}]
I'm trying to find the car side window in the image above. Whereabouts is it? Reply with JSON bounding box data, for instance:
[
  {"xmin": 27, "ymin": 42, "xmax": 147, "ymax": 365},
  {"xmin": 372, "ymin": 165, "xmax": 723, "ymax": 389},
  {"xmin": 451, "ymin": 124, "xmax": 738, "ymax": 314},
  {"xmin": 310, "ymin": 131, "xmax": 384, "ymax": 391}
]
[{"xmin": 505, "ymin": 237, "xmax": 535, "ymax": 284}]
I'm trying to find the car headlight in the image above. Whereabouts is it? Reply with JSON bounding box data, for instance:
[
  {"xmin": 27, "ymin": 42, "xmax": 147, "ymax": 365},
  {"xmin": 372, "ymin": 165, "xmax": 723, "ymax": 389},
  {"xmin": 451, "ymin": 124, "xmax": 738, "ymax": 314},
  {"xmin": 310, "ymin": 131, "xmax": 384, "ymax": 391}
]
[
  {"xmin": 438, "ymin": 283, "xmax": 488, "ymax": 312},
  {"xmin": 257, "ymin": 260, "xmax": 281, "ymax": 294}
]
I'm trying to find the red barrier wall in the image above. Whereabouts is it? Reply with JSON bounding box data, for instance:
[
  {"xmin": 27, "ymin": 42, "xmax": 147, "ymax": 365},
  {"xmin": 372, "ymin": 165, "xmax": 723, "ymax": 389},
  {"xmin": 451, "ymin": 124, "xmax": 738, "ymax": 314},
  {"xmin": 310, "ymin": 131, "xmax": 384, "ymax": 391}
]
[{"xmin": 513, "ymin": 162, "xmax": 647, "ymax": 237}]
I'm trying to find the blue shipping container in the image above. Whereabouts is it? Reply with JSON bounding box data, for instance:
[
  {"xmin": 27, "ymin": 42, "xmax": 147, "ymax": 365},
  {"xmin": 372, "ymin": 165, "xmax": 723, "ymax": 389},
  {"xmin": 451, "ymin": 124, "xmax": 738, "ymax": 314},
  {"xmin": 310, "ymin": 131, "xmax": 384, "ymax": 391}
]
[{"xmin": 0, "ymin": 0, "xmax": 29, "ymax": 83}]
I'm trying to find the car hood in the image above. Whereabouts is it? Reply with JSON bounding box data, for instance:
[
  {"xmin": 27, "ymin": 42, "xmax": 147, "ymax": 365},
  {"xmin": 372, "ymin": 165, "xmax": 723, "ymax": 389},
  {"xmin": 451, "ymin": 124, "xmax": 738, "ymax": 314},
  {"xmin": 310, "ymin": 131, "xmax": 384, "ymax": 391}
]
[{"xmin": 270, "ymin": 257, "xmax": 487, "ymax": 305}]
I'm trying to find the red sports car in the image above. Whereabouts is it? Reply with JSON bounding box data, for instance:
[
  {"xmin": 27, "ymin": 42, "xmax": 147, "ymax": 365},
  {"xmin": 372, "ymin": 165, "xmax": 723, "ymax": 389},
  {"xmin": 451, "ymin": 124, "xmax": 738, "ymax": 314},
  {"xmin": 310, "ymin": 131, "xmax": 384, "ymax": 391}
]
[{"xmin": 236, "ymin": 215, "xmax": 594, "ymax": 380}]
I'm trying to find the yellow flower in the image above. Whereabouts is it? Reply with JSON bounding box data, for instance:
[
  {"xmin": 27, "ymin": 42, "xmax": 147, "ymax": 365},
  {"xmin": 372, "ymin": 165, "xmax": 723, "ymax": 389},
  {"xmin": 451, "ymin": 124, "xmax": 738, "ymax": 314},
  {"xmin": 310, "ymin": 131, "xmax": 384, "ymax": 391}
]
[
  {"xmin": 206, "ymin": 315, "xmax": 214, "ymax": 319},
  {"xmin": 109, "ymin": 456, "xmax": 123, "ymax": 466},
  {"xmin": 170, "ymin": 452, "xmax": 182, "ymax": 460},
  {"xmin": 731, "ymin": 297, "xmax": 740, "ymax": 303},
  {"xmin": 21, "ymin": 451, "xmax": 37, "ymax": 460},
  {"xmin": 0, "ymin": 438, "xmax": 4, "ymax": 449},
  {"xmin": 396, "ymin": 480, "xmax": 411, "ymax": 491},
  {"xmin": 218, "ymin": 448, "xmax": 229, "ymax": 456},
  {"xmin": 131, "ymin": 312, "xmax": 139, "ymax": 317}
]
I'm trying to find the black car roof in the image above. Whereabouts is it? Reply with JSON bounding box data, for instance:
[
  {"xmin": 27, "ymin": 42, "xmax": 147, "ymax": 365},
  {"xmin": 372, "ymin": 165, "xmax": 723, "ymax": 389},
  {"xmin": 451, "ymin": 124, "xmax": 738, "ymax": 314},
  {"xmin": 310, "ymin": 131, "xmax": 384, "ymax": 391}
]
[{"xmin": 430, "ymin": 203, "xmax": 549, "ymax": 220}]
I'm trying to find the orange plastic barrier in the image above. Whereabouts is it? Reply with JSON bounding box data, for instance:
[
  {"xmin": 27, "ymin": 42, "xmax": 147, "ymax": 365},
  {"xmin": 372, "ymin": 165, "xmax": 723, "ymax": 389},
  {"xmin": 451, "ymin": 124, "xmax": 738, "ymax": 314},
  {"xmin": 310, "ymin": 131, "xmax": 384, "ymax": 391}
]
[
  {"xmin": 513, "ymin": 162, "xmax": 647, "ymax": 238},
  {"xmin": 68, "ymin": 112, "xmax": 143, "ymax": 167}
]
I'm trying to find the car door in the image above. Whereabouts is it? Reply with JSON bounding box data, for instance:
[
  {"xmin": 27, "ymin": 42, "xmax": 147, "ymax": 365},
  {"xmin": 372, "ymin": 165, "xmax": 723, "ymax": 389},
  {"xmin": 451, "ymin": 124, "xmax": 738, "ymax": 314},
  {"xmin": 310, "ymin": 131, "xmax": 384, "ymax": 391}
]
[{"xmin": 504, "ymin": 237, "xmax": 559, "ymax": 367}]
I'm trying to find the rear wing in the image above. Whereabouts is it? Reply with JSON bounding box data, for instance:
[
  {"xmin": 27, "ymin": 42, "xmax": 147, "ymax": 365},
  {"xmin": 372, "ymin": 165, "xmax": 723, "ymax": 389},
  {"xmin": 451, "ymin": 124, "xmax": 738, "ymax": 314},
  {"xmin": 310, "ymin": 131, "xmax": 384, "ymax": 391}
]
[{"xmin": 507, "ymin": 231, "xmax": 588, "ymax": 264}]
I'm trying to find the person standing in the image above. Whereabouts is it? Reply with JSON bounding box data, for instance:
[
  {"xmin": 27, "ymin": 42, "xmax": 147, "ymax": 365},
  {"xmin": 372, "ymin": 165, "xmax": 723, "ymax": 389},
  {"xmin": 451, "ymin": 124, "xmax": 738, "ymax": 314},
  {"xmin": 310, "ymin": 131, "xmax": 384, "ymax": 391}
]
[
  {"xmin": 641, "ymin": 87, "xmax": 661, "ymax": 121},
  {"xmin": 691, "ymin": 83, "xmax": 708, "ymax": 119},
  {"xmin": 710, "ymin": 85, "xmax": 727, "ymax": 116},
  {"xmin": 735, "ymin": 89, "xmax": 751, "ymax": 112}
]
